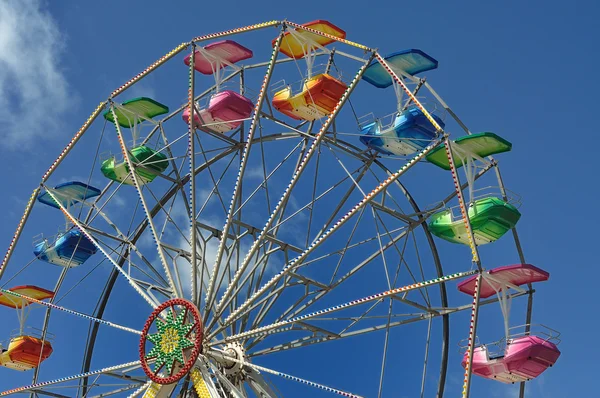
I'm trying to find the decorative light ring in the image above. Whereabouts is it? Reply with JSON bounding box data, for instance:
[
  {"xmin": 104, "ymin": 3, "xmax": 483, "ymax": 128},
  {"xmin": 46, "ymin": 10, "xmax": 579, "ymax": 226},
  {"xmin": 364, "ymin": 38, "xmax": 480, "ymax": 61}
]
[{"xmin": 139, "ymin": 298, "xmax": 203, "ymax": 384}]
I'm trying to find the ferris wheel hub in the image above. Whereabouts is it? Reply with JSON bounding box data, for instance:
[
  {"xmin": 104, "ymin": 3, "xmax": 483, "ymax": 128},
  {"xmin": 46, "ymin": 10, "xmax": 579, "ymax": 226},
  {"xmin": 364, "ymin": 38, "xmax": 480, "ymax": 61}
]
[{"xmin": 222, "ymin": 342, "xmax": 246, "ymax": 377}]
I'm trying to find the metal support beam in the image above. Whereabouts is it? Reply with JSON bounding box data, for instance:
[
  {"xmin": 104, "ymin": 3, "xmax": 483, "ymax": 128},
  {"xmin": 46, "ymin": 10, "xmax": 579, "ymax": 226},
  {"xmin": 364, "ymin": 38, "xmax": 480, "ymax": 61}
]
[
  {"xmin": 462, "ymin": 273, "xmax": 482, "ymax": 397},
  {"xmin": 188, "ymin": 43, "xmax": 198, "ymax": 304},
  {"xmin": 203, "ymin": 29, "xmax": 285, "ymax": 321},
  {"xmin": 212, "ymin": 51, "xmax": 377, "ymax": 328}
]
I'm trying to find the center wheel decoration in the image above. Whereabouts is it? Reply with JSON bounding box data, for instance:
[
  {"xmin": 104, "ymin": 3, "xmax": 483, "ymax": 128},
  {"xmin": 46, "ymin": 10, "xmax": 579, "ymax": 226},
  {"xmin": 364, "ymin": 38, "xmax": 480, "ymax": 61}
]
[{"xmin": 139, "ymin": 299, "xmax": 203, "ymax": 385}]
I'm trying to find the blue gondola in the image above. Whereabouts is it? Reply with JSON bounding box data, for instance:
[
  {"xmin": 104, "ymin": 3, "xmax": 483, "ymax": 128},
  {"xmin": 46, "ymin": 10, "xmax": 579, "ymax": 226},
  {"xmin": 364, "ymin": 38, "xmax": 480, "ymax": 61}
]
[
  {"xmin": 363, "ymin": 49, "xmax": 438, "ymax": 88},
  {"xmin": 33, "ymin": 230, "xmax": 97, "ymax": 267},
  {"xmin": 37, "ymin": 181, "xmax": 101, "ymax": 209},
  {"xmin": 360, "ymin": 107, "xmax": 445, "ymax": 156}
]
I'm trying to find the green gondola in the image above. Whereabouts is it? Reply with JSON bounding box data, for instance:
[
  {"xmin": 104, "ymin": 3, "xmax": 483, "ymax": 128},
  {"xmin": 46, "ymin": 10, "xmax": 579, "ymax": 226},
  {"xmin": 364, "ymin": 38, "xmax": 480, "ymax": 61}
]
[
  {"xmin": 101, "ymin": 145, "xmax": 168, "ymax": 185},
  {"xmin": 103, "ymin": 97, "xmax": 169, "ymax": 128},
  {"xmin": 426, "ymin": 132, "xmax": 512, "ymax": 170},
  {"xmin": 429, "ymin": 197, "xmax": 521, "ymax": 245}
]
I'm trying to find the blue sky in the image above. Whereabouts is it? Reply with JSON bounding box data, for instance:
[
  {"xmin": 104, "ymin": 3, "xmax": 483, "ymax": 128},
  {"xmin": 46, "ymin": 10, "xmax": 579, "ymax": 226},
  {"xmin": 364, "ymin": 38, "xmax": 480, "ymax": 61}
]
[{"xmin": 0, "ymin": 0, "xmax": 598, "ymax": 397}]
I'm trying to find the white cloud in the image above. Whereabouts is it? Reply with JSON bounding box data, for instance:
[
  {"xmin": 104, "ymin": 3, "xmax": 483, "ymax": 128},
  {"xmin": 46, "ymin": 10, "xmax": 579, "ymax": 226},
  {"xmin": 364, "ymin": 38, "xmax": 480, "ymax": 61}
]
[
  {"xmin": 175, "ymin": 227, "xmax": 279, "ymax": 302},
  {"xmin": 126, "ymin": 83, "xmax": 156, "ymax": 101},
  {"xmin": 0, "ymin": 0, "xmax": 72, "ymax": 149},
  {"xmin": 245, "ymin": 166, "xmax": 268, "ymax": 180}
]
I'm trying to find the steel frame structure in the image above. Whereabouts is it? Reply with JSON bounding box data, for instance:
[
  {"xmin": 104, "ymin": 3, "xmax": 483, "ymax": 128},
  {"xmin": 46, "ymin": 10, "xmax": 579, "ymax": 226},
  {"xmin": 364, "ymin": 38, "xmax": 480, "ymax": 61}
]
[{"xmin": 0, "ymin": 20, "xmax": 536, "ymax": 398}]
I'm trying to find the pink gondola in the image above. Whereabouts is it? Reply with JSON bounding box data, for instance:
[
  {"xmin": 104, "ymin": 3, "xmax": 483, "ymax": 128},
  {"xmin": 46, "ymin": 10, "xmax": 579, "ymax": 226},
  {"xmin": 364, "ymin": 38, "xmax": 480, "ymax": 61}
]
[
  {"xmin": 183, "ymin": 90, "xmax": 254, "ymax": 133},
  {"xmin": 463, "ymin": 334, "xmax": 560, "ymax": 383},
  {"xmin": 458, "ymin": 264, "xmax": 549, "ymax": 298},
  {"xmin": 184, "ymin": 40, "xmax": 253, "ymax": 75},
  {"xmin": 458, "ymin": 264, "xmax": 559, "ymax": 383}
]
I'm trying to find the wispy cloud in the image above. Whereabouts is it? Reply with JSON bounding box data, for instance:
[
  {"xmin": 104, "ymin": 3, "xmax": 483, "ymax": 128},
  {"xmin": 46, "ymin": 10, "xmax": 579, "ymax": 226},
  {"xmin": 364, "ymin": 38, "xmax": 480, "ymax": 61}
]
[
  {"xmin": 0, "ymin": 0, "xmax": 73, "ymax": 149},
  {"xmin": 126, "ymin": 83, "xmax": 156, "ymax": 101}
]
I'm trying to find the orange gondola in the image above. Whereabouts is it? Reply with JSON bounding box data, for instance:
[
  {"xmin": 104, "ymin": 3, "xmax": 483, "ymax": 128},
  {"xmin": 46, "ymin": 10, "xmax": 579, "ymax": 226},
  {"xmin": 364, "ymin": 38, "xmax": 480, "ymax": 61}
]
[
  {"xmin": 0, "ymin": 336, "xmax": 53, "ymax": 371},
  {"xmin": 0, "ymin": 285, "xmax": 55, "ymax": 371},
  {"xmin": 272, "ymin": 74, "xmax": 347, "ymax": 121}
]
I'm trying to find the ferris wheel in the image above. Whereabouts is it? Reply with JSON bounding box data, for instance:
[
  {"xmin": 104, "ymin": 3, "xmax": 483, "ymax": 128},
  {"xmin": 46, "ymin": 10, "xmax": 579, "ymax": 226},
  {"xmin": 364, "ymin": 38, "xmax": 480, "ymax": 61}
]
[{"xmin": 0, "ymin": 20, "xmax": 561, "ymax": 398}]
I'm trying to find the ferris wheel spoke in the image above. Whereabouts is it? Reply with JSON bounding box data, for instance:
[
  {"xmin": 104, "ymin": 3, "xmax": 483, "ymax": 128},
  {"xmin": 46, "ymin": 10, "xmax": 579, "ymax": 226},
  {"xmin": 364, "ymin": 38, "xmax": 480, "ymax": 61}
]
[
  {"xmin": 209, "ymin": 221, "xmax": 411, "ymax": 340},
  {"xmin": 204, "ymin": 30, "xmax": 285, "ymax": 320},
  {"xmin": 188, "ymin": 43, "xmax": 202, "ymax": 307},
  {"xmin": 204, "ymin": 361, "xmax": 247, "ymax": 398},
  {"xmin": 234, "ymin": 140, "xmax": 309, "ymax": 308},
  {"xmin": 249, "ymin": 152, "xmax": 371, "ymax": 293},
  {"xmin": 218, "ymin": 270, "xmax": 474, "ymax": 345},
  {"xmin": 43, "ymin": 187, "xmax": 160, "ymax": 309},
  {"xmin": 244, "ymin": 367, "xmax": 279, "ymax": 398},
  {"xmin": 212, "ymin": 155, "xmax": 490, "ymax": 341},
  {"xmin": 82, "ymin": 199, "xmax": 174, "ymax": 291},
  {"xmin": 158, "ymin": 126, "xmax": 192, "ymax": 219},
  {"xmin": 371, "ymin": 209, "xmax": 393, "ymax": 290},
  {"xmin": 249, "ymin": 288, "xmax": 531, "ymax": 360},
  {"xmin": 370, "ymin": 206, "xmax": 431, "ymax": 305},
  {"xmin": 109, "ymin": 105, "xmax": 181, "ymax": 298},
  {"xmin": 227, "ymin": 137, "xmax": 325, "ymax": 291},
  {"xmin": 89, "ymin": 232, "xmax": 170, "ymax": 292},
  {"xmin": 83, "ymin": 182, "xmax": 129, "ymax": 229},
  {"xmin": 303, "ymin": 137, "xmax": 321, "ymax": 248},
  {"xmin": 418, "ymin": 317, "xmax": 433, "ymax": 398},
  {"xmin": 126, "ymin": 252, "xmax": 171, "ymax": 292},
  {"xmin": 140, "ymin": 182, "xmax": 192, "ymax": 250},
  {"xmin": 206, "ymin": 234, "xmax": 252, "ymax": 319},
  {"xmin": 77, "ymin": 371, "xmax": 148, "ymax": 398},
  {"xmin": 242, "ymin": 279, "xmax": 291, "ymax": 335},
  {"xmin": 195, "ymin": 152, "xmax": 239, "ymax": 225},
  {"xmin": 411, "ymin": 229, "xmax": 433, "ymax": 306},
  {"xmin": 208, "ymin": 145, "xmax": 333, "ymax": 326},
  {"xmin": 0, "ymin": 361, "xmax": 142, "ymax": 396},
  {"xmin": 29, "ymin": 382, "xmax": 142, "ymax": 398},
  {"xmin": 240, "ymin": 271, "xmax": 309, "ymax": 334},
  {"xmin": 274, "ymin": 206, "xmax": 370, "ymax": 321},
  {"xmin": 213, "ymin": 56, "xmax": 375, "ymax": 325},
  {"xmin": 266, "ymin": 160, "xmax": 368, "ymax": 235},
  {"xmin": 196, "ymin": 218, "xmax": 305, "ymax": 323},
  {"xmin": 131, "ymin": 136, "xmax": 239, "ymax": 242},
  {"xmin": 215, "ymin": 280, "xmax": 288, "ymax": 339},
  {"xmin": 127, "ymin": 381, "xmax": 152, "ymax": 398},
  {"xmin": 255, "ymin": 212, "xmax": 411, "ymax": 326},
  {"xmin": 367, "ymin": 195, "xmax": 416, "ymax": 224},
  {"xmin": 323, "ymin": 144, "xmax": 415, "ymax": 225},
  {"xmin": 254, "ymin": 121, "xmax": 276, "ymax": 215},
  {"xmin": 220, "ymin": 135, "xmax": 445, "ymax": 328},
  {"xmin": 156, "ymin": 182, "xmax": 190, "ymax": 247},
  {"xmin": 313, "ymin": 159, "xmax": 374, "ymax": 240},
  {"xmin": 194, "ymin": 133, "xmax": 232, "ymax": 215},
  {"xmin": 322, "ymin": 142, "xmax": 368, "ymax": 196},
  {"xmin": 208, "ymin": 349, "xmax": 364, "ymax": 398},
  {"xmin": 191, "ymin": 149, "xmax": 244, "ymax": 306},
  {"xmin": 216, "ymin": 144, "xmax": 306, "ymax": 328},
  {"xmin": 376, "ymin": 298, "xmax": 393, "ymax": 398},
  {"xmin": 231, "ymin": 138, "xmax": 304, "ymax": 220},
  {"xmin": 220, "ymin": 168, "xmax": 357, "ymax": 331},
  {"xmin": 89, "ymin": 145, "xmax": 242, "ymax": 305},
  {"xmin": 249, "ymin": 316, "xmax": 413, "ymax": 357},
  {"xmin": 0, "ymin": 288, "xmax": 142, "ymax": 335},
  {"xmin": 87, "ymin": 383, "xmax": 144, "ymax": 398},
  {"xmin": 244, "ymin": 289, "xmax": 371, "ymax": 353}
]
